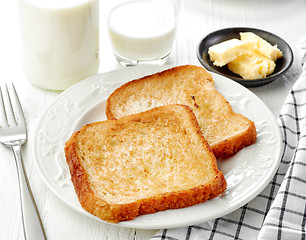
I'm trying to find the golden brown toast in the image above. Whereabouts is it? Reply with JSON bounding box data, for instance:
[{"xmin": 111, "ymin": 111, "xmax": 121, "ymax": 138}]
[
  {"xmin": 65, "ymin": 104, "xmax": 226, "ymax": 223},
  {"xmin": 106, "ymin": 65, "xmax": 256, "ymax": 159}
]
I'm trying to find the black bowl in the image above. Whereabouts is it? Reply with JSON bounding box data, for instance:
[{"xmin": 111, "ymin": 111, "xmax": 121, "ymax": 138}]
[{"xmin": 196, "ymin": 27, "xmax": 294, "ymax": 88}]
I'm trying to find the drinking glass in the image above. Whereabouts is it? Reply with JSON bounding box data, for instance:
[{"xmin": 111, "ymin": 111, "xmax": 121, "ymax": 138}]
[{"xmin": 107, "ymin": 0, "xmax": 180, "ymax": 67}]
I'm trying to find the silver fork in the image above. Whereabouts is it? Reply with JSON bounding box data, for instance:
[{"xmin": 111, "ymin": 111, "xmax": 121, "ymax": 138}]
[{"xmin": 0, "ymin": 83, "xmax": 46, "ymax": 240}]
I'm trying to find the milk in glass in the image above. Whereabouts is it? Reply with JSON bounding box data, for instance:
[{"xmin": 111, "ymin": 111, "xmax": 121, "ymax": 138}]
[{"xmin": 107, "ymin": 0, "xmax": 178, "ymax": 66}]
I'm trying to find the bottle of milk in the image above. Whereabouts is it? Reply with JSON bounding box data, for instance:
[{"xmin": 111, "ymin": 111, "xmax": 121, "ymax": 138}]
[{"xmin": 18, "ymin": 0, "xmax": 100, "ymax": 90}]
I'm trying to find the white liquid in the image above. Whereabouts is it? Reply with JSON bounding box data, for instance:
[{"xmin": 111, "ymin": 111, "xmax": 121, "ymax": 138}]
[
  {"xmin": 108, "ymin": 1, "xmax": 177, "ymax": 61},
  {"xmin": 18, "ymin": 0, "xmax": 99, "ymax": 90}
]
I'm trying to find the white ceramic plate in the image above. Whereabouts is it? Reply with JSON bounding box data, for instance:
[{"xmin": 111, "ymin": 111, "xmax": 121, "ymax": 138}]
[{"xmin": 33, "ymin": 65, "xmax": 282, "ymax": 229}]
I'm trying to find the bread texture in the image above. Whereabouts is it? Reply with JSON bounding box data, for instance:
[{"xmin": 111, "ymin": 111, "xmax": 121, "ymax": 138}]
[
  {"xmin": 106, "ymin": 65, "xmax": 257, "ymax": 159},
  {"xmin": 65, "ymin": 104, "xmax": 226, "ymax": 223}
]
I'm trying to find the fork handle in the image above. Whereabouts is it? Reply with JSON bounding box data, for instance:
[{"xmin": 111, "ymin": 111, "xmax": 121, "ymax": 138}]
[{"xmin": 12, "ymin": 145, "xmax": 47, "ymax": 240}]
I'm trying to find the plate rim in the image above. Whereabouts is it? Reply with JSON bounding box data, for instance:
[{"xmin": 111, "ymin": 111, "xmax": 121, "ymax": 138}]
[{"xmin": 32, "ymin": 65, "xmax": 283, "ymax": 229}]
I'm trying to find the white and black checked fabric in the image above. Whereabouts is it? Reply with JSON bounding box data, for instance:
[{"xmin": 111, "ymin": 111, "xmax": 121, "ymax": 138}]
[{"xmin": 151, "ymin": 73, "xmax": 306, "ymax": 240}]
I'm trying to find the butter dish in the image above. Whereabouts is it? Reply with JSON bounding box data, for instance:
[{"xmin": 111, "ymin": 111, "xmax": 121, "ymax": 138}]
[{"xmin": 197, "ymin": 27, "xmax": 293, "ymax": 87}]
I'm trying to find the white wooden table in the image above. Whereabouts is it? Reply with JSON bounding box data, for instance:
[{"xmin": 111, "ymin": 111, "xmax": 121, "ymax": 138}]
[{"xmin": 0, "ymin": 0, "xmax": 304, "ymax": 239}]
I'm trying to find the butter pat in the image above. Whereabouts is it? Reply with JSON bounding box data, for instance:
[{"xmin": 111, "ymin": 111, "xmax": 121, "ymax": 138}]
[
  {"xmin": 208, "ymin": 39, "xmax": 255, "ymax": 67},
  {"xmin": 228, "ymin": 54, "xmax": 276, "ymax": 79},
  {"xmin": 208, "ymin": 31, "xmax": 283, "ymax": 80},
  {"xmin": 240, "ymin": 32, "xmax": 283, "ymax": 61}
]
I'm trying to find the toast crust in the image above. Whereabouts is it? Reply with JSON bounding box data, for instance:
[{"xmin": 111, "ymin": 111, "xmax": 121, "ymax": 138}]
[
  {"xmin": 105, "ymin": 65, "xmax": 257, "ymax": 159},
  {"xmin": 65, "ymin": 105, "xmax": 226, "ymax": 223}
]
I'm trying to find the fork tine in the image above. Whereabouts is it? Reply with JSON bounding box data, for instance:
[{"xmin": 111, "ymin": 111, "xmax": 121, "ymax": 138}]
[
  {"xmin": 0, "ymin": 84, "xmax": 9, "ymax": 128},
  {"xmin": 7, "ymin": 83, "xmax": 26, "ymax": 128},
  {"xmin": 3, "ymin": 83, "xmax": 18, "ymax": 127},
  {"xmin": 0, "ymin": 83, "xmax": 26, "ymax": 129}
]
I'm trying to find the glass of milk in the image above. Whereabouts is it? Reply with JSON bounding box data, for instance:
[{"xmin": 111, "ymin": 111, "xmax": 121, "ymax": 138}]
[
  {"xmin": 18, "ymin": 0, "xmax": 100, "ymax": 90},
  {"xmin": 107, "ymin": 0, "xmax": 180, "ymax": 67}
]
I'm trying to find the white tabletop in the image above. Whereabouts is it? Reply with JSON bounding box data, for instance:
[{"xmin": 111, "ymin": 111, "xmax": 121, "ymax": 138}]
[{"xmin": 0, "ymin": 0, "xmax": 304, "ymax": 239}]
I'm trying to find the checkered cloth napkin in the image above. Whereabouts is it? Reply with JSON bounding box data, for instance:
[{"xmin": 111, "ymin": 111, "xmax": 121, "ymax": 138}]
[{"xmin": 151, "ymin": 72, "xmax": 306, "ymax": 240}]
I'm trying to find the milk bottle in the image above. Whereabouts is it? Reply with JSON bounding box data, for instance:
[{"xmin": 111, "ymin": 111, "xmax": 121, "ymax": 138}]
[{"xmin": 18, "ymin": 0, "xmax": 99, "ymax": 90}]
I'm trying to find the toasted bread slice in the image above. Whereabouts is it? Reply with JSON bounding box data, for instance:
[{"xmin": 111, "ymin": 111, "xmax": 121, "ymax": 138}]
[
  {"xmin": 106, "ymin": 65, "xmax": 256, "ymax": 159},
  {"xmin": 65, "ymin": 104, "xmax": 226, "ymax": 223}
]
